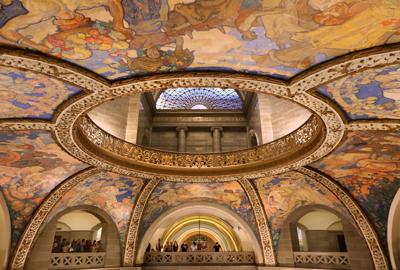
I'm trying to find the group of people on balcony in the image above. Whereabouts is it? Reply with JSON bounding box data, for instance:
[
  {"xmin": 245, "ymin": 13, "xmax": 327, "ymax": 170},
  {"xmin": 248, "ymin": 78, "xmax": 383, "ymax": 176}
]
[
  {"xmin": 52, "ymin": 238, "xmax": 103, "ymax": 253},
  {"xmin": 146, "ymin": 239, "xmax": 221, "ymax": 252}
]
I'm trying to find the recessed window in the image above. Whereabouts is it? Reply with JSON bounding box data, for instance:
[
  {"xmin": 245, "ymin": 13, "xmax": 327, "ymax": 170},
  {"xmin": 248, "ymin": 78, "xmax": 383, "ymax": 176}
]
[{"xmin": 191, "ymin": 104, "xmax": 208, "ymax": 110}]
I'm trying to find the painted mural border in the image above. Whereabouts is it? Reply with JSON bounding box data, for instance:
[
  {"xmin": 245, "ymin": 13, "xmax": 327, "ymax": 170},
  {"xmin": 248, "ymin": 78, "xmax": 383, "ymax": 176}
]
[
  {"xmin": 123, "ymin": 178, "xmax": 160, "ymax": 266},
  {"xmin": 238, "ymin": 179, "xmax": 277, "ymax": 266},
  {"xmin": 8, "ymin": 167, "xmax": 102, "ymax": 270},
  {"xmin": 296, "ymin": 167, "xmax": 390, "ymax": 270}
]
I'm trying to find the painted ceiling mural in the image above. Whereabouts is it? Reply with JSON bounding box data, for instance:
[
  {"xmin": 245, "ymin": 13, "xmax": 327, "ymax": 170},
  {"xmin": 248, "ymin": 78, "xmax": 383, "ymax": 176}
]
[
  {"xmin": 254, "ymin": 171, "xmax": 348, "ymax": 252},
  {"xmin": 0, "ymin": 66, "xmax": 82, "ymax": 120},
  {"xmin": 139, "ymin": 181, "xmax": 258, "ymax": 242},
  {"xmin": 312, "ymin": 130, "xmax": 400, "ymax": 246},
  {"xmin": 47, "ymin": 172, "xmax": 145, "ymax": 247},
  {"xmin": 318, "ymin": 64, "xmax": 400, "ymax": 120},
  {"xmin": 0, "ymin": 0, "xmax": 399, "ymax": 80},
  {"xmin": 0, "ymin": 130, "xmax": 88, "ymax": 251}
]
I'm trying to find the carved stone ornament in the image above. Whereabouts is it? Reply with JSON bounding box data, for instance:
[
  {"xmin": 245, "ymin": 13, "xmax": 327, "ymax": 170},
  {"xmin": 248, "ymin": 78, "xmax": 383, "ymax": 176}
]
[
  {"xmin": 1, "ymin": 46, "xmax": 400, "ymax": 180},
  {"xmin": 123, "ymin": 178, "xmax": 160, "ymax": 266},
  {"xmin": 238, "ymin": 179, "xmax": 276, "ymax": 266},
  {"xmin": 297, "ymin": 167, "xmax": 390, "ymax": 270}
]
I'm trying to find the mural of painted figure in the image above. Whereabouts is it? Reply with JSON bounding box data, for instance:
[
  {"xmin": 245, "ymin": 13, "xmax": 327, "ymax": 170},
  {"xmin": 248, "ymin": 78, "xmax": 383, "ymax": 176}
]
[
  {"xmin": 120, "ymin": 0, "xmax": 194, "ymax": 73},
  {"xmin": 0, "ymin": 0, "xmax": 130, "ymax": 52},
  {"xmin": 255, "ymin": 0, "xmax": 400, "ymax": 69},
  {"xmin": 164, "ymin": 0, "xmax": 267, "ymax": 41}
]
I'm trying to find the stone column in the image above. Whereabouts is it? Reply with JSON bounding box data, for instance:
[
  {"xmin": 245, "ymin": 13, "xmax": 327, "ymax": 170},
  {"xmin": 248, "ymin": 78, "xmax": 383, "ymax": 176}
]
[
  {"xmin": 176, "ymin": 127, "xmax": 188, "ymax": 152},
  {"xmin": 211, "ymin": 127, "xmax": 223, "ymax": 153}
]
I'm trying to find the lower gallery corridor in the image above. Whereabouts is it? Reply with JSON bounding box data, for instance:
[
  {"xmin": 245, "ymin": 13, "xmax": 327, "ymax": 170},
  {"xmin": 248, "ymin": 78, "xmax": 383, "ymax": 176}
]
[{"xmin": 0, "ymin": 1, "xmax": 400, "ymax": 270}]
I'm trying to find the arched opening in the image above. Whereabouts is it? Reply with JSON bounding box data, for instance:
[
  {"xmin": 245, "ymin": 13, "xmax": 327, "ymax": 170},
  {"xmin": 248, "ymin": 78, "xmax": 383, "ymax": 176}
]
[
  {"xmin": 137, "ymin": 202, "xmax": 262, "ymax": 266},
  {"xmin": 278, "ymin": 205, "xmax": 373, "ymax": 269},
  {"xmin": 51, "ymin": 210, "xmax": 105, "ymax": 253},
  {"xmin": 388, "ymin": 187, "xmax": 400, "ymax": 270},
  {"xmin": 0, "ymin": 190, "xmax": 11, "ymax": 270},
  {"xmin": 25, "ymin": 206, "xmax": 121, "ymax": 270}
]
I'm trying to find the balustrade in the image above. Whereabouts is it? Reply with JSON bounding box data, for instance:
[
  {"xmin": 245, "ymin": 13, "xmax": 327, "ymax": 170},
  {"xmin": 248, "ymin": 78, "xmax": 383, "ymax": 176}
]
[
  {"xmin": 49, "ymin": 252, "xmax": 105, "ymax": 269},
  {"xmin": 294, "ymin": 252, "xmax": 349, "ymax": 268},
  {"xmin": 144, "ymin": 251, "xmax": 255, "ymax": 265}
]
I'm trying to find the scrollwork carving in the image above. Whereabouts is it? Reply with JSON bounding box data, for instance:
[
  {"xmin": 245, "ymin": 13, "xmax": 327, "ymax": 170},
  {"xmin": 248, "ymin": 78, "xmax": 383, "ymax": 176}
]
[
  {"xmin": 123, "ymin": 178, "xmax": 160, "ymax": 266},
  {"xmin": 238, "ymin": 178, "xmax": 276, "ymax": 266}
]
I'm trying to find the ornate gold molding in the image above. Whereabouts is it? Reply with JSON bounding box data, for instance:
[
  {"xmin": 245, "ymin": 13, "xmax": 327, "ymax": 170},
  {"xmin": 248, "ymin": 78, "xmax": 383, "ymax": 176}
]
[
  {"xmin": 74, "ymin": 115, "xmax": 323, "ymax": 181},
  {"xmin": 297, "ymin": 167, "xmax": 390, "ymax": 270},
  {"xmin": 9, "ymin": 167, "xmax": 101, "ymax": 270},
  {"xmin": 1, "ymin": 46, "xmax": 400, "ymax": 180},
  {"xmin": 123, "ymin": 178, "xmax": 160, "ymax": 266},
  {"xmin": 0, "ymin": 120, "xmax": 54, "ymax": 131},
  {"xmin": 347, "ymin": 120, "xmax": 400, "ymax": 131},
  {"xmin": 238, "ymin": 178, "xmax": 276, "ymax": 266}
]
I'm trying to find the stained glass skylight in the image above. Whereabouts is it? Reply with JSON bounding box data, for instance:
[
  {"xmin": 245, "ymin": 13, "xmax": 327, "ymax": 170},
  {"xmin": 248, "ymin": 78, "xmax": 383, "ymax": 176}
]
[{"xmin": 156, "ymin": 88, "xmax": 243, "ymax": 110}]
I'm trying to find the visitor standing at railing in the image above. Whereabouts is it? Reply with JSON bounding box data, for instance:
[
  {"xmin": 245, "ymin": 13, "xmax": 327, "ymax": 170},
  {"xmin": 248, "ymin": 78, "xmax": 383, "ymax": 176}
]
[
  {"xmin": 190, "ymin": 241, "xmax": 197, "ymax": 252},
  {"xmin": 181, "ymin": 242, "xmax": 188, "ymax": 252},
  {"xmin": 213, "ymin": 242, "xmax": 221, "ymax": 252}
]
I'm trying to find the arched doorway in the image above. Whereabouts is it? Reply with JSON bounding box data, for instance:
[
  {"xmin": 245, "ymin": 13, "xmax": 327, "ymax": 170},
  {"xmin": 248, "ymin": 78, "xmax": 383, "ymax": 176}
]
[
  {"xmin": 0, "ymin": 190, "xmax": 11, "ymax": 270},
  {"xmin": 388, "ymin": 187, "xmax": 400, "ymax": 269},
  {"xmin": 137, "ymin": 202, "xmax": 262, "ymax": 266},
  {"xmin": 26, "ymin": 205, "xmax": 121, "ymax": 270},
  {"xmin": 278, "ymin": 205, "xmax": 373, "ymax": 269}
]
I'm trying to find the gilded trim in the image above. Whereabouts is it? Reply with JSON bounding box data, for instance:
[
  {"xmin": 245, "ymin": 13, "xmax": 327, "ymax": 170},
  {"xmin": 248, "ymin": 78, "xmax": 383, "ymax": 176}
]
[
  {"xmin": 238, "ymin": 178, "xmax": 276, "ymax": 266},
  {"xmin": 347, "ymin": 120, "xmax": 400, "ymax": 131},
  {"xmin": 0, "ymin": 120, "xmax": 54, "ymax": 131},
  {"xmin": 9, "ymin": 167, "xmax": 101, "ymax": 270},
  {"xmin": 123, "ymin": 178, "xmax": 160, "ymax": 266},
  {"xmin": 297, "ymin": 167, "xmax": 390, "ymax": 270}
]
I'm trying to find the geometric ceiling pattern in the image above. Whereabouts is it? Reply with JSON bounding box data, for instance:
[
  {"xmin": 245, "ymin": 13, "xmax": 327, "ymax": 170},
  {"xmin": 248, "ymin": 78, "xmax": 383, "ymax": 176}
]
[
  {"xmin": 1, "ymin": 1, "xmax": 400, "ymax": 270},
  {"xmin": 156, "ymin": 88, "xmax": 242, "ymax": 110}
]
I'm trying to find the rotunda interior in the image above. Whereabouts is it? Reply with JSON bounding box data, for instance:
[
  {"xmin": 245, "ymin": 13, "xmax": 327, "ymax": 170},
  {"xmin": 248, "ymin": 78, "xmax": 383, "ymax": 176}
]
[{"xmin": 0, "ymin": 1, "xmax": 399, "ymax": 270}]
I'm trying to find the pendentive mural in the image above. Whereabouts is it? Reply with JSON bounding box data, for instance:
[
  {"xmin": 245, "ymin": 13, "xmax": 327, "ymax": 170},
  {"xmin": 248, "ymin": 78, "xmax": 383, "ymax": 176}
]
[
  {"xmin": 48, "ymin": 172, "xmax": 144, "ymax": 247},
  {"xmin": 0, "ymin": 0, "xmax": 399, "ymax": 79},
  {"xmin": 312, "ymin": 130, "xmax": 400, "ymax": 246},
  {"xmin": 318, "ymin": 64, "xmax": 400, "ymax": 120},
  {"xmin": 139, "ymin": 181, "xmax": 258, "ymax": 242},
  {"xmin": 0, "ymin": 131, "xmax": 87, "ymax": 250},
  {"xmin": 0, "ymin": 66, "xmax": 82, "ymax": 119},
  {"xmin": 254, "ymin": 171, "xmax": 348, "ymax": 251}
]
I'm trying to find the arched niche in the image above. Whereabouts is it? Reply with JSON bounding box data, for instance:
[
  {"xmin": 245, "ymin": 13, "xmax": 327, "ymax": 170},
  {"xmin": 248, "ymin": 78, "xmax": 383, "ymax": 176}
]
[
  {"xmin": 0, "ymin": 190, "xmax": 11, "ymax": 270},
  {"xmin": 388, "ymin": 187, "xmax": 400, "ymax": 270},
  {"xmin": 277, "ymin": 204, "xmax": 373, "ymax": 269},
  {"xmin": 25, "ymin": 205, "xmax": 121, "ymax": 270},
  {"xmin": 137, "ymin": 202, "xmax": 262, "ymax": 264}
]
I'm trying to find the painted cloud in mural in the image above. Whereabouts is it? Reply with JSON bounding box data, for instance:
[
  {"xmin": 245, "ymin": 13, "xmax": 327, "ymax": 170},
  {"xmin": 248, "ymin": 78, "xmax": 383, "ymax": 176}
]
[
  {"xmin": 0, "ymin": 66, "xmax": 81, "ymax": 119},
  {"xmin": 140, "ymin": 181, "xmax": 257, "ymax": 241},
  {"xmin": 312, "ymin": 131, "xmax": 400, "ymax": 245},
  {"xmin": 319, "ymin": 64, "xmax": 400, "ymax": 120},
  {"xmin": 254, "ymin": 171, "xmax": 348, "ymax": 250},
  {"xmin": 0, "ymin": 131, "xmax": 88, "ymax": 250},
  {"xmin": 0, "ymin": 0, "xmax": 398, "ymax": 79},
  {"xmin": 49, "ymin": 172, "xmax": 144, "ymax": 245}
]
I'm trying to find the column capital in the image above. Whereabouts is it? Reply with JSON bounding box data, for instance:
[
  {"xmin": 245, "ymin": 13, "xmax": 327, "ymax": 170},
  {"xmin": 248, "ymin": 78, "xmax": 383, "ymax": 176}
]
[
  {"xmin": 176, "ymin": 126, "xmax": 188, "ymax": 132},
  {"xmin": 210, "ymin": 127, "xmax": 223, "ymax": 132}
]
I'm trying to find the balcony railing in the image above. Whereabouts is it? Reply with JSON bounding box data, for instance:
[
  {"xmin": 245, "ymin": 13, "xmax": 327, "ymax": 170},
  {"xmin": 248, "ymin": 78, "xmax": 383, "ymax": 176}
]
[
  {"xmin": 294, "ymin": 252, "xmax": 349, "ymax": 268},
  {"xmin": 144, "ymin": 251, "xmax": 255, "ymax": 265},
  {"xmin": 49, "ymin": 252, "xmax": 105, "ymax": 269}
]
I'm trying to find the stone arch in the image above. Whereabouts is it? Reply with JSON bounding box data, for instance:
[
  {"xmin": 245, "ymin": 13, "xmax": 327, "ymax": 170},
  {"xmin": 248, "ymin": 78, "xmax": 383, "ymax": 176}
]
[
  {"xmin": 0, "ymin": 190, "xmax": 11, "ymax": 270},
  {"xmin": 277, "ymin": 204, "xmax": 373, "ymax": 269},
  {"xmin": 136, "ymin": 202, "xmax": 263, "ymax": 264},
  {"xmin": 25, "ymin": 205, "xmax": 121, "ymax": 270},
  {"xmin": 388, "ymin": 187, "xmax": 400, "ymax": 269}
]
